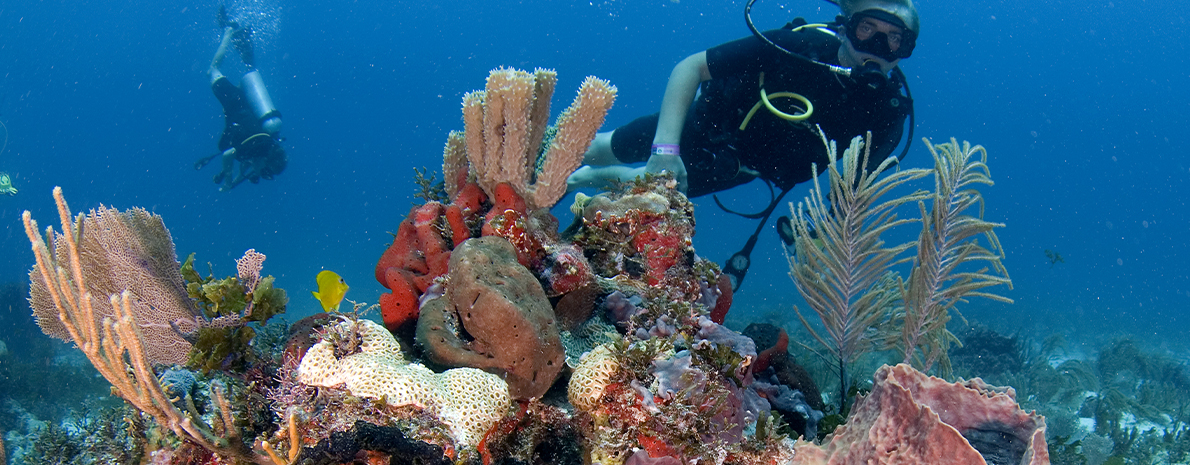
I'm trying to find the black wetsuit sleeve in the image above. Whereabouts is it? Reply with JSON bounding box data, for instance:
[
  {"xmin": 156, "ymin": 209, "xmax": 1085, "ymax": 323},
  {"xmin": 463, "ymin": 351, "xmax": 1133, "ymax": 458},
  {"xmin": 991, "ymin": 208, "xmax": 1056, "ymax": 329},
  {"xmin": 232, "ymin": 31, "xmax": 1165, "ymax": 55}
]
[{"xmin": 706, "ymin": 28, "xmax": 832, "ymax": 78}]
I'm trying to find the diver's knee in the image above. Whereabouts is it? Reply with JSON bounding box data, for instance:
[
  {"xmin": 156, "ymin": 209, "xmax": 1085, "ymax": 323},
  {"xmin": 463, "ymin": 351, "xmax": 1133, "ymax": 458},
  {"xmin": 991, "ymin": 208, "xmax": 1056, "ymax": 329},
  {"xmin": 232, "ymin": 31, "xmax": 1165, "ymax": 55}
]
[{"xmin": 583, "ymin": 131, "xmax": 618, "ymax": 166}]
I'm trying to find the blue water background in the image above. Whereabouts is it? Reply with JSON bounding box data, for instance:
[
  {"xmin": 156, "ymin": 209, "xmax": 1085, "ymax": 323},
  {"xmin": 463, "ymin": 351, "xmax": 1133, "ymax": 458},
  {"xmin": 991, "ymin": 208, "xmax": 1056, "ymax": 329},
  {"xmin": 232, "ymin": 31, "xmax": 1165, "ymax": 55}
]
[{"xmin": 1, "ymin": 0, "xmax": 1187, "ymax": 354}]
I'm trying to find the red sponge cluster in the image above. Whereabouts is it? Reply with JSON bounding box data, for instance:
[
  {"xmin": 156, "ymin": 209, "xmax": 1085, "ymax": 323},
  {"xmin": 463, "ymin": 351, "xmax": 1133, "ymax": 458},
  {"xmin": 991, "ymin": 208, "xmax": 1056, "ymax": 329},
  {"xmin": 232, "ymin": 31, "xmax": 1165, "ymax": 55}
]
[{"xmin": 375, "ymin": 184, "xmax": 488, "ymax": 332}]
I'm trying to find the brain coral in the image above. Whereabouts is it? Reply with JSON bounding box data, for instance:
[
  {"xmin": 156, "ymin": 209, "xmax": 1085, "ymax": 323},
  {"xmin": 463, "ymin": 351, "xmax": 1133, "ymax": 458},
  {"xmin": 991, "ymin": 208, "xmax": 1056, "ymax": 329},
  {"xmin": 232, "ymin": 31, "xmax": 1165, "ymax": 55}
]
[
  {"xmin": 297, "ymin": 319, "xmax": 511, "ymax": 447},
  {"xmin": 568, "ymin": 343, "xmax": 621, "ymax": 412}
]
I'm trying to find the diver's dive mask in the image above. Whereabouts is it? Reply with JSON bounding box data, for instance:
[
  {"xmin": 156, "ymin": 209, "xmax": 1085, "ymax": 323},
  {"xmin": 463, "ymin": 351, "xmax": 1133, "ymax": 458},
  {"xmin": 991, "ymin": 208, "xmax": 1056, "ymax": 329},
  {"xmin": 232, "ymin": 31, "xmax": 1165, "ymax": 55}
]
[{"xmin": 845, "ymin": 10, "xmax": 916, "ymax": 61}]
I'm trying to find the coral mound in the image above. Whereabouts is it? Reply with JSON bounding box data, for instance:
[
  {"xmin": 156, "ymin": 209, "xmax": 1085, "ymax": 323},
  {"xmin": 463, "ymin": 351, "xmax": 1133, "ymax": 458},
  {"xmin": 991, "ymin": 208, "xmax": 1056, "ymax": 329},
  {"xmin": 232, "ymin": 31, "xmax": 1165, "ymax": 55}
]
[
  {"xmin": 793, "ymin": 363, "xmax": 1048, "ymax": 465},
  {"xmin": 297, "ymin": 319, "xmax": 511, "ymax": 447}
]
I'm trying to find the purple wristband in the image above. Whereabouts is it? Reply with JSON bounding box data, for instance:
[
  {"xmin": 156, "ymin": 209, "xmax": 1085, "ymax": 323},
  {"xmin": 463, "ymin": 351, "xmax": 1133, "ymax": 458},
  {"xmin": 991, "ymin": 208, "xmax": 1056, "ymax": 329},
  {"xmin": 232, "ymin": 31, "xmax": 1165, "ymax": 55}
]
[{"xmin": 651, "ymin": 144, "xmax": 680, "ymax": 157}]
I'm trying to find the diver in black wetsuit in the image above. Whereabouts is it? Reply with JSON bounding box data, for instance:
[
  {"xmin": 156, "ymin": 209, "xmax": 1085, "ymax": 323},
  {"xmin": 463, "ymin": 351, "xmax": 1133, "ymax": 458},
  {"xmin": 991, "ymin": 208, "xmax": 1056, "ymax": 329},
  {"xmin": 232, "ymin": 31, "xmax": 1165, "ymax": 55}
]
[
  {"xmin": 567, "ymin": 0, "xmax": 920, "ymax": 289},
  {"xmin": 569, "ymin": 0, "xmax": 918, "ymax": 197},
  {"xmin": 194, "ymin": 6, "xmax": 287, "ymax": 192}
]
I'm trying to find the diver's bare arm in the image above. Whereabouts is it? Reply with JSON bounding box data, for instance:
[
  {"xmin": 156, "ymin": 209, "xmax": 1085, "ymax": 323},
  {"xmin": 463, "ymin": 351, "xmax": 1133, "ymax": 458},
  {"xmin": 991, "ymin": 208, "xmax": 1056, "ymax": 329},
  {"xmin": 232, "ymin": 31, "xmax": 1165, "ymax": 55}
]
[
  {"xmin": 646, "ymin": 51, "xmax": 710, "ymax": 191},
  {"xmin": 652, "ymin": 51, "xmax": 711, "ymax": 145}
]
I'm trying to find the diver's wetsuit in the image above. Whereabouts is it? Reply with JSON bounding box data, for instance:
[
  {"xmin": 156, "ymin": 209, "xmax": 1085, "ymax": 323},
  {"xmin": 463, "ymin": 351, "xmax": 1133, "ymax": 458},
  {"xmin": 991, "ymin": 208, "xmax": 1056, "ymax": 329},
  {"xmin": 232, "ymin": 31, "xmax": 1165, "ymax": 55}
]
[
  {"xmin": 212, "ymin": 77, "xmax": 287, "ymax": 183},
  {"xmin": 610, "ymin": 24, "xmax": 911, "ymax": 198}
]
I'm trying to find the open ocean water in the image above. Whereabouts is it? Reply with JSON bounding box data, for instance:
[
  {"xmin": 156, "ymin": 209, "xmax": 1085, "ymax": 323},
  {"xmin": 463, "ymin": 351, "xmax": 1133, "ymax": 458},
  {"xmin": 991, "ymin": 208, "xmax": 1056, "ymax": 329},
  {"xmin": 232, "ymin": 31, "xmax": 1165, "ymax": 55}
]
[{"xmin": 0, "ymin": 0, "xmax": 1187, "ymax": 462}]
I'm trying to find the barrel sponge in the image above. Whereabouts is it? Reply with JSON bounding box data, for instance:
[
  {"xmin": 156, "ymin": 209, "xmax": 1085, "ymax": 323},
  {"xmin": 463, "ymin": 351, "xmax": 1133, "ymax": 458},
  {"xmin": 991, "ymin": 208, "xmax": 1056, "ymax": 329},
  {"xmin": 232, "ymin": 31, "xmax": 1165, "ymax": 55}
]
[
  {"xmin": 297, "ymin": 319, "xmax": 511, "ymax": 447},
  {"xmin": 568, "ymin": 343, "xmax": 620, "ymax": 411}
]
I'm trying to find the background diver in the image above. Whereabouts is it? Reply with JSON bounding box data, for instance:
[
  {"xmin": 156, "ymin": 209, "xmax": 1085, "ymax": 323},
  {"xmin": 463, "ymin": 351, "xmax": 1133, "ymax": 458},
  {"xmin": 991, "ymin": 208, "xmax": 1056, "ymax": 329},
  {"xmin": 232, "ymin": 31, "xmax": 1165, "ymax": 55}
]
[
  {"xmin": 195, "ymin": 6, "xmax": 287, "ymax": 192},
  {"xmin": 567, "ymin": 0, "xmax": 920, "ymax": 289}
]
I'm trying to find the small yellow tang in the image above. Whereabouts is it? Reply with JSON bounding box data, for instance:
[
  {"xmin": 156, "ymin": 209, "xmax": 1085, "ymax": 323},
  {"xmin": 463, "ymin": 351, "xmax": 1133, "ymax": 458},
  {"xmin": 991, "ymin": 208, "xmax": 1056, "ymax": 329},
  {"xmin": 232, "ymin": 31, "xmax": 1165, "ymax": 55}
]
[{"xmin": 311, "ymin": 270, "xmax": 349, "ymax": 312}]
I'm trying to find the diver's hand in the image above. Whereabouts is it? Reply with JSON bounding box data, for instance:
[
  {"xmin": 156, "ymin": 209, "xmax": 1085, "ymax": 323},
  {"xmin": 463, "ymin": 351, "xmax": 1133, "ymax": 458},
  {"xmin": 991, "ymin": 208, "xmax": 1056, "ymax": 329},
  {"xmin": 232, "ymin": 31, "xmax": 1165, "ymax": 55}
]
[{"xmin": 645, "ymin": 153, "xmax": 687, "ymax": 193}]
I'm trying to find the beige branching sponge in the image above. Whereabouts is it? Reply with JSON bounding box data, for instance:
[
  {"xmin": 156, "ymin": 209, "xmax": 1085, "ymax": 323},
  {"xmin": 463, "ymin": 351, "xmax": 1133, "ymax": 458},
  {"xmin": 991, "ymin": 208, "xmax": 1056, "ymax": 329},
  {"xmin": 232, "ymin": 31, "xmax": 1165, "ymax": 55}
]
[
  {"xmin": 567, "ymin": 343, "xmax": 620, "ymax": 412},
  {"xmin": 297, "ymin": 319, "xmax": 511, "ymax": 447},
  {"xmin": 456, "ymin": 67, "xmax": 616, "ymax": 210}
]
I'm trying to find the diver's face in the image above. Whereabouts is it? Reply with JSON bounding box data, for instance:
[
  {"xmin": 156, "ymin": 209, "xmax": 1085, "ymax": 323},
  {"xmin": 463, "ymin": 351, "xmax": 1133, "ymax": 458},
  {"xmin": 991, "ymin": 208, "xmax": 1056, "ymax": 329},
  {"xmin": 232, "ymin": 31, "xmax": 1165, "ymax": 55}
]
[{"xmin": 853, "ymin": 17, "xmax": 904, "ymax": 53}]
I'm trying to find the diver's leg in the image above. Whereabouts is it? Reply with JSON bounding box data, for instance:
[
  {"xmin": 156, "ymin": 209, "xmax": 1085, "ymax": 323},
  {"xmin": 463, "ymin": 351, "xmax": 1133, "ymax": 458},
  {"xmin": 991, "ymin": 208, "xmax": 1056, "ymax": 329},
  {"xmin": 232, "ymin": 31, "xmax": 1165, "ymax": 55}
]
[
  {"xmin": 223, "ymin": 169, "xmax": 251, "ymax": 192},
  {"xmin": 214, "ymin": 148, "xmax": 236, "ymax": 186},
  {"xmin": 581, "ymin": 131, "xmax": 621, "ymax": 166},
  {"xmin": 210, "ymin": 26, "xmax": 237, "ymax": 84},
  {"xmin": 566, "ymin": 165, "xmax": 647, "ymax": 192},
  {"xmin": 232, "ymin": 26, "xmax": 255, "ymax": 69}
]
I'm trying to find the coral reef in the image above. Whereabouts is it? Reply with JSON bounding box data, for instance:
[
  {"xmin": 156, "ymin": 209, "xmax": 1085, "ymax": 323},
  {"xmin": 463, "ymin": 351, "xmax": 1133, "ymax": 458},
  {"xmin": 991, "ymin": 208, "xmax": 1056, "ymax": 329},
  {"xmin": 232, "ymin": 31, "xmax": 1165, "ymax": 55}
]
[
  {"xmin": 375, "ymin": 200, "xmax": 458, "ymax": 332},
  {"xmin": 13, "ymin": 63, "xmax": 1052, "ymax": 465},
  {"xmin": 567, "ymin": 175, "xmax": 699, "ymax": 299},
  {"xmin": 786, "ymin": 133, "xmax": 929, "ymax": 410},
  {"xmin": 895, "ymin": 137, "xmax": 1013, "ymax": 373},
  {"xmin": 744, "ymin": 323, "xmax": 826, "ymax": 435},
  {"xmin": 995, "ymin": 335, "xmax": 1190, "ymax": 464},
  {"xmin": 951, "ymin": 324, "xmax": 1025, "ymax": 380},
  {"xmin": 292, "ymin": 421, "xmax": 454, "ymax": 465},
  {"xmin": 458, "ymin": 67, "xmax": 616, "ymax": 211},
  {"xmin": 377, "ymin": 67, "xmax": 614, "ymax": 336},
  {"xmin": 566, "ymin": 335, "xmax": 800, "ymax": 464},
  {"xmin": 16, "ymin": 407, "xmax": 143, "ymax": 465},
  {"xmin": 793, "ymin": 364, "xmax": 1048, "ymax": 465}
]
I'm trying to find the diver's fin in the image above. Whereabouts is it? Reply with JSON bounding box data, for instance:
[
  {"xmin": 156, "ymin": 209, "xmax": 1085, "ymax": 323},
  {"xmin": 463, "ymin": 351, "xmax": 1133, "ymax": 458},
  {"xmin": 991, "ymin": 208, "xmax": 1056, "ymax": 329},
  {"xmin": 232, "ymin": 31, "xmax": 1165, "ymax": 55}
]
[
  {"xmin": 217, "ymin": 5, "xmax": 230, "ymax": 29},
  {"xmin": 232, "ymin": 27, "xmax": 256, "ymax": 68},
  {"xmin": 194, "ymin": 153, "xmax": 218, "ymax": 170}
]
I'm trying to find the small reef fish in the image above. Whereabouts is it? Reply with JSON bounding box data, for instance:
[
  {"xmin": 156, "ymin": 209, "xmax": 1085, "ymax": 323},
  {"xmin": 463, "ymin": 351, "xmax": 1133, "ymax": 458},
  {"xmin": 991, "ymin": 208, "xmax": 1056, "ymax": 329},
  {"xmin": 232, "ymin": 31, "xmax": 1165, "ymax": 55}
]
[{"xmin": 311, "ymin": 270, "xmax": 349, "ymax": 312}]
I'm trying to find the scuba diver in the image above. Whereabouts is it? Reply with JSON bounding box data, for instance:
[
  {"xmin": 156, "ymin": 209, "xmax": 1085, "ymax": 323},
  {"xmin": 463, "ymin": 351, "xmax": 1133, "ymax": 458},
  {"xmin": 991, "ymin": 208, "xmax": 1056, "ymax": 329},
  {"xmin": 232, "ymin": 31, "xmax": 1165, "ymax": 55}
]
[
  {"xmin": 567, "ymin": 0, "xmax": 920, "ymax": 290},
  {"xmin": 195, "ymin": 6, "xmax": 287, "ymax": 192}
]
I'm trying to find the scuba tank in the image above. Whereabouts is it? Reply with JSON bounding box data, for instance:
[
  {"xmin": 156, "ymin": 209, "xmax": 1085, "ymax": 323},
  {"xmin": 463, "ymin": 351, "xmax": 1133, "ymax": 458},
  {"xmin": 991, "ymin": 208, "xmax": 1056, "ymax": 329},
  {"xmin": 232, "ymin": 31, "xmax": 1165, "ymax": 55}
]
[{"xmin": 241, "ymin": 70, "xmax": 282, "ymax": 136}]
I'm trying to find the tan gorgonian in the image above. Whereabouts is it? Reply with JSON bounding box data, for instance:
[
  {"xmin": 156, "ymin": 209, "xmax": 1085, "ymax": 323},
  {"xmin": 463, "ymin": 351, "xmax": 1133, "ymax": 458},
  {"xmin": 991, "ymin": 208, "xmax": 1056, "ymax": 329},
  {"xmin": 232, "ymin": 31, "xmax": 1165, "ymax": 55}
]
[
  {"xmin": 24, "ymin": 187, "xmax": 275, "ymax": 464},
  {"xmin": 788, "ymin": 132, "xmax": 1014, "ymax": 409},
  {"xmin": 788, "ymin": 131, "xmax": 930, "ymax": 406},
  {"xmin": 894, "ymin": 138, "xmax": 1013, "ymax": 375}
]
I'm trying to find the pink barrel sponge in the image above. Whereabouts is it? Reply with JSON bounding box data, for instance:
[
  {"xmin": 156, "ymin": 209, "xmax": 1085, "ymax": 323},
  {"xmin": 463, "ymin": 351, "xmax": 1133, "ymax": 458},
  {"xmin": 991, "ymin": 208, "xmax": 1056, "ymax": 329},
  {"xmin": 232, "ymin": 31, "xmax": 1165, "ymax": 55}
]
[{"xmin": 794, "ymin": 363, "xmax": 1048, "ymax": 465}]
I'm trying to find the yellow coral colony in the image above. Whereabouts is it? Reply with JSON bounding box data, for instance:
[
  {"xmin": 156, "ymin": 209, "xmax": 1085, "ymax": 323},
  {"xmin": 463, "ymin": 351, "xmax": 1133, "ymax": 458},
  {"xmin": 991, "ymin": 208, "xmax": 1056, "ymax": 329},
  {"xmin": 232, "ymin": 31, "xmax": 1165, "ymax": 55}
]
[
  {"xmin": 450, "ymin": 67, "xmax": 616, "ymax": 210},
  {"xmin": 297, "ymin": 319, "xmax": 511, "ymax": 447},
  {"xmin": 567, "ymin": 343, "xmax": 620, "ymax": 412}
]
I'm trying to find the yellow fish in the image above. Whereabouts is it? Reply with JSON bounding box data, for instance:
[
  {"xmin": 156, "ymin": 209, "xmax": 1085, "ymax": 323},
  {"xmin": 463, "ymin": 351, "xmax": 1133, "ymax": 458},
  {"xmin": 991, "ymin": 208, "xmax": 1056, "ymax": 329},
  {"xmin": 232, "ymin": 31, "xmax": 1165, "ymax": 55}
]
[{"xmin": 311, "ymin": 270, "xmax": 349, "ymax": 312}]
